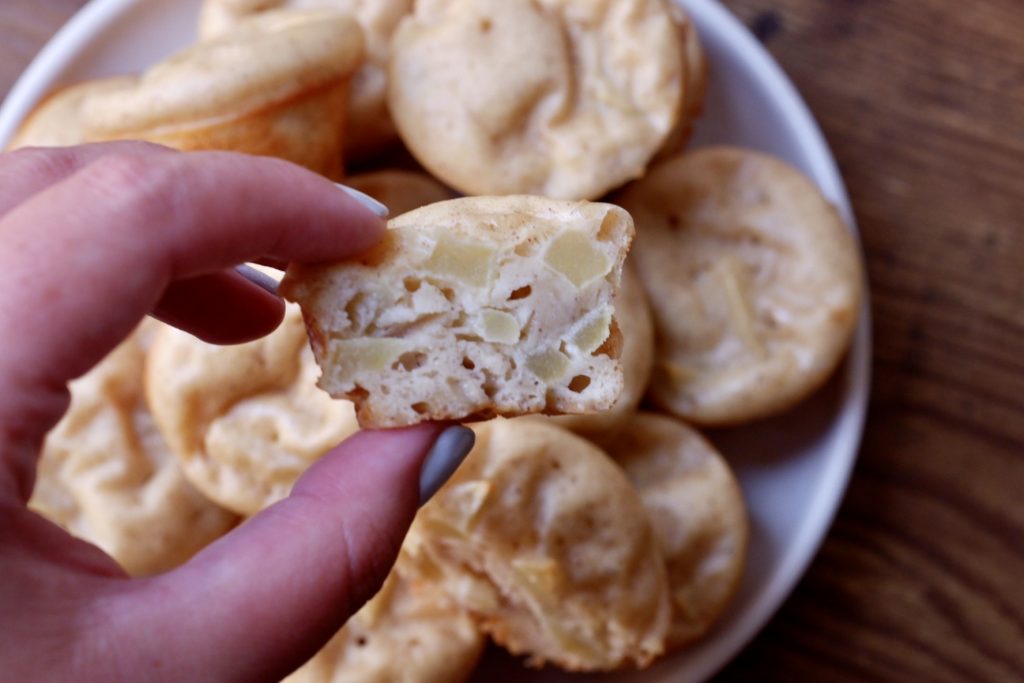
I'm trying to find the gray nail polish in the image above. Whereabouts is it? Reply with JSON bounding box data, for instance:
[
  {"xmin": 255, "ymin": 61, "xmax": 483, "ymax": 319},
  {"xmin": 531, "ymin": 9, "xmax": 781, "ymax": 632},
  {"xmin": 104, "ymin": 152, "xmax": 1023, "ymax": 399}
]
[
  {"xmin": 335, "ymin": 183, "xmax": 389, "ymax": 218},
  {"xmin": 235, "ymin": 264, "xmax": 281, "ymax": 295},
  {"xmin": 419, "ymin": 426, "xmax": 475, "ymax": 505}
]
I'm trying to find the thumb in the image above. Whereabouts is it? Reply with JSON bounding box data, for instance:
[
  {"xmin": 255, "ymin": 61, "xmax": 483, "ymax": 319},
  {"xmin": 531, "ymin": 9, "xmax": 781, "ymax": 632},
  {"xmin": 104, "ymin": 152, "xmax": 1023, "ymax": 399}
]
[{"xmin": 103, "ymin": 424, "xmax": 473, "ymax": 683}]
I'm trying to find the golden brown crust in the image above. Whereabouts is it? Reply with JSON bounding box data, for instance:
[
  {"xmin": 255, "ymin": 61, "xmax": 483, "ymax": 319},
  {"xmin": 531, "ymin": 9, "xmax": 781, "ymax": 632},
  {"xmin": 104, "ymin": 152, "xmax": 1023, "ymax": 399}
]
[
  {"xmin": 7, "ymin": 76, "xmax": 137, "ymax": 150},
  {"xmin": 653, "ymin": 6, "xmax": 708, "ymax": 160},
  {"xmin": 198, "ymin": 0, "xmax": 414, "ymax": 163},
  {"xmin": 83, "ymin": 10, "xmax": 364, "ymax": 177},
  {"xmin": 283, "ymin": 571, "xmax": 484, "ymax": 683}
]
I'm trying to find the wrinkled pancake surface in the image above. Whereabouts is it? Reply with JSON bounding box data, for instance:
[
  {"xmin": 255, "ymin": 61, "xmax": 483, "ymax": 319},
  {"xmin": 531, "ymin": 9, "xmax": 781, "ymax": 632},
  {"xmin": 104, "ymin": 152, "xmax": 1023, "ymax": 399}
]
[
  {"xmin": 146, "ymin": 305, "xmax": 359, "ymax": 515},
  {"xmin": 603, "ymin": 412, "xmax": 748, "ymax": 649},
  {"xmin": 388, "ymin": 0, "xmax": 684, "ymax": 199},
  {"xmin": 619, "ymin": 146, "xmax": 863, "ymax": 425},
  {"xmin": 283, "ymin": 571, "xmax": 484, "ymax": 683},
  {"xmin": 31, "ymin": 321, "xmax": 238, "ymax": 576},
  {"xmin": 402, "ymin": 418, "xmax": 670, "ymax": 671}
]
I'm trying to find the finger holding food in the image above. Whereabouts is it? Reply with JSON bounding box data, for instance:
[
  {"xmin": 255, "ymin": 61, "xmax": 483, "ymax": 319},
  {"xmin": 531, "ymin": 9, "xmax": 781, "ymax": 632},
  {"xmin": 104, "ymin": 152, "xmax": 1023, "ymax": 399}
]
[{"xmin": 282, "ymin": 196, "xmax": 635, "ymax": 428}]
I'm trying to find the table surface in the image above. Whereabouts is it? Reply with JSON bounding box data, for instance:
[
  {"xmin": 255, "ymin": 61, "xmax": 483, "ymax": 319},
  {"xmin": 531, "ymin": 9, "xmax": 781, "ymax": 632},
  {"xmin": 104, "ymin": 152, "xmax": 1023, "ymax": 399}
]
[{"xmin": 3, "ymin": 1, "xmax": 1023, "ymax": 681}]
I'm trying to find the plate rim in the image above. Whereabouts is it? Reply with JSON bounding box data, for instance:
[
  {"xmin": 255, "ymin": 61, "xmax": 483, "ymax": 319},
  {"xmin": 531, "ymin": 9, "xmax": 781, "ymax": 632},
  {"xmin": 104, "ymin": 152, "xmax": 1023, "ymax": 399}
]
[{"xmin": 670, "ymin": 2, "xmax": 872, "ymax": 679}]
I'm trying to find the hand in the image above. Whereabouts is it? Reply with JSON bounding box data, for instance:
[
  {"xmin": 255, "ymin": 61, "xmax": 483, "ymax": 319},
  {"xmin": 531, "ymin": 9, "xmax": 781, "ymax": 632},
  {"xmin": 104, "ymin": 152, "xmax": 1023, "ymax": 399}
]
[{"xmin": 0, "ymin": 142, "xmax": 469, "ymax": 682}]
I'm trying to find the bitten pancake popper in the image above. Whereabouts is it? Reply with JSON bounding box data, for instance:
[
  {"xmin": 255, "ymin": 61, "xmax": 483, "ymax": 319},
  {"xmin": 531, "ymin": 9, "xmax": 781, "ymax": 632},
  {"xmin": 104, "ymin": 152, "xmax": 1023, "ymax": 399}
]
[{"xmin": 282, "ymin": 195, "xmax": 634, "ymax": 428}]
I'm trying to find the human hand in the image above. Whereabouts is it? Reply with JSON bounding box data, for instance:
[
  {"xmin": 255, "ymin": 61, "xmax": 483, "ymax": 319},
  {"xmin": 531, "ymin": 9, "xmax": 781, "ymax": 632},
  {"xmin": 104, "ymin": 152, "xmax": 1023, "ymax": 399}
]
[{"xmin": 0, "ymin": 142, "xmax": 473, "ymax": 682}]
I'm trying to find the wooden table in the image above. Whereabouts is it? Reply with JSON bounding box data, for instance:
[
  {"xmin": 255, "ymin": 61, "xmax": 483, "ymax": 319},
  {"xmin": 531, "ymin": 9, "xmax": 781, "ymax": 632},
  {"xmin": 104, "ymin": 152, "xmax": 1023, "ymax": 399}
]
[{"xmin": 3, "ymin": 1, "xmax": 1023, "ymax": 680}]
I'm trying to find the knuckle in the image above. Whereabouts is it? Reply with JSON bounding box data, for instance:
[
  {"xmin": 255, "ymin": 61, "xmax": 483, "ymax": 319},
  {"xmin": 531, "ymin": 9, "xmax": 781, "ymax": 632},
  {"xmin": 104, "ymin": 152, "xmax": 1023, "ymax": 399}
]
[
  {"xmin": 85, "ymin": 151, "xmax": 162, "ymax": 191},
  {"xmin": 82, "ymin": 151, "xmax": 186, "ymax": 220},
  {"xmin": 1, "ymin": 146, "xmax": 79, "ymax": 185}
]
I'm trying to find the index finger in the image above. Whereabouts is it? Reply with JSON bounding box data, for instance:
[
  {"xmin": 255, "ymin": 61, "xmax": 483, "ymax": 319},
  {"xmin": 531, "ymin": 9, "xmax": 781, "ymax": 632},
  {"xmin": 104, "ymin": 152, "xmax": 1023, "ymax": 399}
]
[
  {"xmin": 0, "ymin": 141, "xmax": 175, "ymax": 218},
  {"xmin": 0, "ymin": 147, "xmax": 385, "ymax": 495}
]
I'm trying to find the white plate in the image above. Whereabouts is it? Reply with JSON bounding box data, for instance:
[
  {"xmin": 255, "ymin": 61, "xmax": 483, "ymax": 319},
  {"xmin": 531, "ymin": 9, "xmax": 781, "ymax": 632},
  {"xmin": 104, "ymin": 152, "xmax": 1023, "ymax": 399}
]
[{"xmin": 0, "ymin": 1, "xmax": 872, "ymax": 681}]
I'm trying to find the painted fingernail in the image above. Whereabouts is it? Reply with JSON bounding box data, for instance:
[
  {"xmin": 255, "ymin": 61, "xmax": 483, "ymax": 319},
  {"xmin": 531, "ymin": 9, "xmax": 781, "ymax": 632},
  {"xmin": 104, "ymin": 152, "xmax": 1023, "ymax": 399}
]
[
  {"xmin": 335, "ymin": 183, "xmax": 389, "ymax": 218},
  {"xmin": 235, "ymin": 264, "xmax": 280, "ymax": 295},
  {"xmin": 419, "ymin": 425, "xmax": 475, "ymax": 506}
]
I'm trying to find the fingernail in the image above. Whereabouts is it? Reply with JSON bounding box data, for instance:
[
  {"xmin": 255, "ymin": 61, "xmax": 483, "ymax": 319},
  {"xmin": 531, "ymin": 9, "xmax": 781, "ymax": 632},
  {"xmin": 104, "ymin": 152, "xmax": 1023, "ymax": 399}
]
[
  {"xmin": 235, "ymin": 264, "xmax": 280, "ymax": 295},
  {"xmin": 419, "ymin": 425, "xmax": 475, "ymax": 505},
  {"xmin": 335, "ymin": 183, "xmax": 389, "ymax": 218}
]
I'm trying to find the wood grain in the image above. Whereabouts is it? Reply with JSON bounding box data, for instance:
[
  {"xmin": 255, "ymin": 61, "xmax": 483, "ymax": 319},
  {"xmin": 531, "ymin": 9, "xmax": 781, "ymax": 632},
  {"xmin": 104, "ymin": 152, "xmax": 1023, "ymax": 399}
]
[
  {"xmin": 715, "ymin": 1, "xmax": 1024, "ymax": 680},
  {"xmin": 0, "ymin": 0, "xmax": 84, "ymax": 95},
  {"xmin": 2, "ymin": 1, "xmax": 1023, "ymax": 681}
]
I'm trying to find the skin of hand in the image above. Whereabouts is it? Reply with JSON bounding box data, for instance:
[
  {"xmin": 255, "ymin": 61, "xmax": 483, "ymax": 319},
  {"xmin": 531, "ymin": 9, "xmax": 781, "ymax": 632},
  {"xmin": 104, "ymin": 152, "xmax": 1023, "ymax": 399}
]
[{"xmin": 0, "ymin": 141, "xmax": 448, "ymax": 682}]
